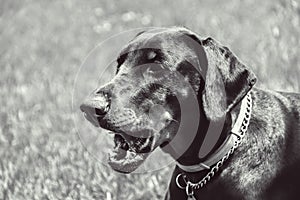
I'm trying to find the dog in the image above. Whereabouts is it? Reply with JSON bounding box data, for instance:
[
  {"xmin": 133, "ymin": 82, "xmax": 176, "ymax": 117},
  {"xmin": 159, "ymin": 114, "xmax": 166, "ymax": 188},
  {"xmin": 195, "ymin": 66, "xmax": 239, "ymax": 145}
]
[{"xmin": 80, "ymin": 27, "xmax": 300, "ymax": 199}]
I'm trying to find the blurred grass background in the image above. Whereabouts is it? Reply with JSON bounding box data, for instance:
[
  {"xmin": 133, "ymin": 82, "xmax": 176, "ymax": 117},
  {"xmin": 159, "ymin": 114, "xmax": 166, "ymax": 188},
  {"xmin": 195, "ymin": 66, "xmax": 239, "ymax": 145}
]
[{"xmin": 0, "ymin": 0, "xmax": 299, "ymax": 199}]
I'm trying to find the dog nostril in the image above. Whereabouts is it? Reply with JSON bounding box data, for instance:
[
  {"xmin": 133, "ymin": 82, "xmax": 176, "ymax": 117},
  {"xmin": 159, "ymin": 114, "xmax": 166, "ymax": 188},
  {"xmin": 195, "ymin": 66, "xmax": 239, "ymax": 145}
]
[
  {"xmin": 95, "ymin": 107, "xmax": 107, "ymax": 116},
  {"xmin": 94, "ymin": 103, "xmax": 110, "ymax": 116},
  {"xmin": 80, "ymin": 103, "xmax": 108, "ymax": 118}
]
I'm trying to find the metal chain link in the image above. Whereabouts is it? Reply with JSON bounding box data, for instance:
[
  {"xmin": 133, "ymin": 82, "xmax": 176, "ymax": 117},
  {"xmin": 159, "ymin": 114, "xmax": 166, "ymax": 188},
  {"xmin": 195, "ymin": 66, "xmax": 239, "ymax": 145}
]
[{"xmin": 178, "ymin": 93, "xmax": 252, "ymax": 191}]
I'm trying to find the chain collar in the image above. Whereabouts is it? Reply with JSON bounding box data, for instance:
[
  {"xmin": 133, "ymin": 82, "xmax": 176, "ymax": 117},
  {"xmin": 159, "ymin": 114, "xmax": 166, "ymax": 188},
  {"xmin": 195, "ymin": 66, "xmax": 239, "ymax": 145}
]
[{"xmin": 176, "ymin": 92, "xmax": 253, "ymax": 198}]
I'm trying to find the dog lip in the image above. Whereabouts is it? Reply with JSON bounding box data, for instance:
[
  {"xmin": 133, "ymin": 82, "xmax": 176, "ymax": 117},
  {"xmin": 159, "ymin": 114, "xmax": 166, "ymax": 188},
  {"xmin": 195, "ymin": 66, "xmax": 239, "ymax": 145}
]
[
  {"xmin": 108, "ymin": 133, "xmax": 153, "ymax": 173},
  {"xmin": 99, "ymin": 123, "xmax": 155, "ymax": 152}
]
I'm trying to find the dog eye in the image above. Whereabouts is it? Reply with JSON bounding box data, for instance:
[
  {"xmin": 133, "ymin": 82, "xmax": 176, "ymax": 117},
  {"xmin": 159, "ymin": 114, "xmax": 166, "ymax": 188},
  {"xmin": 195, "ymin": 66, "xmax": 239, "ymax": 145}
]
[
  {"xmin": 146, "ymin": 51, "xmax": 163, "ymax": 64},
  {"xmin": 147, "ymin": 51, "xmax": 157, "ymax": 60}
]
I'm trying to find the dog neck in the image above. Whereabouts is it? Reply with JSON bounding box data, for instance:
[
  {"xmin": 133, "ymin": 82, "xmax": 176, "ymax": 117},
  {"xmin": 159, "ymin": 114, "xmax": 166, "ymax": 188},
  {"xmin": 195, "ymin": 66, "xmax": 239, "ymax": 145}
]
[{"xmin": 174, "ymin": 92, "xmax": 252, "ymax": 173}]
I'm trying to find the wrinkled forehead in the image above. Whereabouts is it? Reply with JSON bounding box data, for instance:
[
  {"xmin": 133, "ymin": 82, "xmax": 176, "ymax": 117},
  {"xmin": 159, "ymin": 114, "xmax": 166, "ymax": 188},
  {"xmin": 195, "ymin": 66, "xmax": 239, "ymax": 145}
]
[
  {"xmin": 117, "ymin": 28, "xmax": 207, "ymax": 75},
  {"xmin": 119, "ymin": 28, "xmax": 186, "ymax": 55}
]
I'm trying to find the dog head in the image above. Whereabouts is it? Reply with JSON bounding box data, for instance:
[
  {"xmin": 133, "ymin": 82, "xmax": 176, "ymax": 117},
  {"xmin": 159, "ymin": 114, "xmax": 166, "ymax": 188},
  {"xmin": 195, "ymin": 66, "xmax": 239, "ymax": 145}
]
[{"xmin": 80, "ymin": 27, "xmax": 256, "ymax": 173}]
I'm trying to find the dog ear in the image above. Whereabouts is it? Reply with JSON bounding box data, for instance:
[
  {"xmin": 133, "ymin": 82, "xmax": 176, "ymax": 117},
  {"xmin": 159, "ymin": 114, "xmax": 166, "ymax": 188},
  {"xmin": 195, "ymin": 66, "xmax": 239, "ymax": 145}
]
[{"xmin": 200, "ymin": 37, "xmax": 257, "ymax": 120}]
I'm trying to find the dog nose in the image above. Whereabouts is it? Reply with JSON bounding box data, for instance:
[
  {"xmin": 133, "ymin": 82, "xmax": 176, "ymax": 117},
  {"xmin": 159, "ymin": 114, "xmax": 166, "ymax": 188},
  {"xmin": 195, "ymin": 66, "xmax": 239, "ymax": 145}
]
[
  {"xmin": 80, "ymin": 92, "xmax": 110, "ymax": 124},
  {"xmin": 80, "ymin": 103, "xmax": 109, "ymax": 117}
]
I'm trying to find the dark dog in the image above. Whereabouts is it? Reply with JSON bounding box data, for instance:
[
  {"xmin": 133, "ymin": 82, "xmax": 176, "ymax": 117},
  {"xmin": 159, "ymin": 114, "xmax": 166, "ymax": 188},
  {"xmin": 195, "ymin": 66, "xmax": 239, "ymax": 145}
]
[{"xmin": 80, "ymin": 27, "xmax": 300, "ymax": 199}]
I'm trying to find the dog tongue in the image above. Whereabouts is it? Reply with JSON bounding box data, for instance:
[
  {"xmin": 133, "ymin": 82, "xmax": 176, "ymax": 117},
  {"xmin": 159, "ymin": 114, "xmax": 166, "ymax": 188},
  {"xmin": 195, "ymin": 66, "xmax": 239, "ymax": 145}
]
[
  {"xmin": 111, "ymin": 144, "xmax": 127, "ymax": 160},
  {"xmin": 108, "ymin": 146, "xmax": 143, "ymax": 164},
  {"xmin": 108, "ymin": 146, "xmax": 148, "ymax": 173}
]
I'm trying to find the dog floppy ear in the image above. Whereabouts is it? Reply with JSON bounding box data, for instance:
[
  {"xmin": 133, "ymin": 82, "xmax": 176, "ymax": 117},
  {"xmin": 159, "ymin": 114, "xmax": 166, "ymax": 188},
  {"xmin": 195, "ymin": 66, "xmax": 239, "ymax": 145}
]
[{"xmin": 201, "ymin": 37, "xmax": 257, "ymax": 120}]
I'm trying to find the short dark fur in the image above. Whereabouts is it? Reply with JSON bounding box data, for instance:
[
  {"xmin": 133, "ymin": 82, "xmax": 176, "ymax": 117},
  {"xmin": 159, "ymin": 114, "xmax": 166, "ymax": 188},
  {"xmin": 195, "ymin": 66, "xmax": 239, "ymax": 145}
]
[{"xmin": 80, "ymin": 27, "xmax": 300, "ymax": 199}]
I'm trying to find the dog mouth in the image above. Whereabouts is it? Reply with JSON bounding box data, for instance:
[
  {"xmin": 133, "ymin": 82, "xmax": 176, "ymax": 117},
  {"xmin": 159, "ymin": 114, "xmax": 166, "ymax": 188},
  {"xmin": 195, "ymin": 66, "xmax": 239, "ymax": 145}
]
[
  {"xmin": 81, "ymin": 108, "xmax": 158, "ymax": 173},
  {"xmin": 108, "ymin": 132, "xmax": 154, "ymax": 173}
]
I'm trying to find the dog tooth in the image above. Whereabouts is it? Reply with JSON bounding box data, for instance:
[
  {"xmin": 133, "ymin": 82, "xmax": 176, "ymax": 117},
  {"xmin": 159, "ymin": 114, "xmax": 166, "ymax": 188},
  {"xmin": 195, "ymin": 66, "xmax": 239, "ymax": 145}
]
[{"xmin": 139, "ymin": 137, "xmax": 150, "ymax": 150}]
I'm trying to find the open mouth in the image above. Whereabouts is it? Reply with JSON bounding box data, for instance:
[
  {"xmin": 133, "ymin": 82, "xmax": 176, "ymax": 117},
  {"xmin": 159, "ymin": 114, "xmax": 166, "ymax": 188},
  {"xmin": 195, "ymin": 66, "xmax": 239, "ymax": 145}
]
[{"xmin": 108, "ymin": 132, "xmax": 154, "ymax": 173}]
